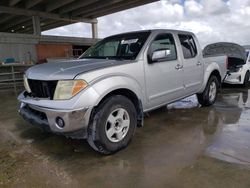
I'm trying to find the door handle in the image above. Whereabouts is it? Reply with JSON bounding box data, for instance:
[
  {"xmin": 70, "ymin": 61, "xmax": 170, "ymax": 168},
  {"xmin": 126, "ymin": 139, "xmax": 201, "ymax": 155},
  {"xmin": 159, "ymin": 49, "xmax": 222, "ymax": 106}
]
[
  {"xmin": 197, "ymin": 61, "xmax": 202, "ymax": 66},
  {"xmin": 175, "ymin": 64, "xmax": 183, "ymax": 70}
]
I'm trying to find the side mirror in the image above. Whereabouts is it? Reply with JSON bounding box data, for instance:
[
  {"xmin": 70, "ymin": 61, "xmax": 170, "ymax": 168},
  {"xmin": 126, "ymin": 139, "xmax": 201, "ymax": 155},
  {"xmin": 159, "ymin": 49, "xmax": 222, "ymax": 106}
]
[{"xmin": 150, "ymin": 49, "xmax": 171, "ymax": 63}]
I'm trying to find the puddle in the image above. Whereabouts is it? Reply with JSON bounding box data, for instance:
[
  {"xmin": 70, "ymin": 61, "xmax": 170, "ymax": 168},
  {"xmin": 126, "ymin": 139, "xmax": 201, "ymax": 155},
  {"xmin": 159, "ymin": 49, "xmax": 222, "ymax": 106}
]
[
  {"xmin": 164, "ymin": 88, "xmax": 250, "ymax": 166},
  {"xmin": 1, "ymin": 88, "xmax": 250, "ymax": 187},
  {"xmin": 205, "ymin": 109, "xmax": 250, "ymax": 165},
  {"xmin": 205, "ymin": 88, "xmax": 250, "ymax": 165}
]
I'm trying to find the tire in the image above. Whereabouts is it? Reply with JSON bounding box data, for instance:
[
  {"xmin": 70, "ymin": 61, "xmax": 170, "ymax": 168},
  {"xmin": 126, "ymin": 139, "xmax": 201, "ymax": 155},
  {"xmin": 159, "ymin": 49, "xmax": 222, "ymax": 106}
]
[
  {"xmin": 197, "ymin": 75, "xmax": 219, "ymax": 107},
  {"xmin": 243, "ymin": 71, "xmax": 250, "ymax": 87},
  {"xmin": 87, "ymin": 95, "xmax": 137, "ymax": 154}
]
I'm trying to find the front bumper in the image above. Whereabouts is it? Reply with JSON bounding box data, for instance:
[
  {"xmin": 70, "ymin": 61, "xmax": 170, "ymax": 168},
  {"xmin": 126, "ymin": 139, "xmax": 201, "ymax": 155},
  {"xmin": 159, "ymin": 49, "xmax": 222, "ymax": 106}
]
[{"xmin": 19, "ymin": 102, "xmax": 92, "ymax": 139}]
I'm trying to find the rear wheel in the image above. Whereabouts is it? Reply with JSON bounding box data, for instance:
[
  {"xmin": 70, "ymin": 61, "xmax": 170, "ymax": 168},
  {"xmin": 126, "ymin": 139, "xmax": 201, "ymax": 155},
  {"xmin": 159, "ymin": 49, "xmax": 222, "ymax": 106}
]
[
  {"xmin": 197, "ymin": 75, "xmax": 219, "ymax": 106},
  {"xmin": 243, "ymin": 71, "xmax": 250, "ymax": 87},
  {"xmin": 87, "ymin": 95, "xmax": 137, "ymax": 154}
]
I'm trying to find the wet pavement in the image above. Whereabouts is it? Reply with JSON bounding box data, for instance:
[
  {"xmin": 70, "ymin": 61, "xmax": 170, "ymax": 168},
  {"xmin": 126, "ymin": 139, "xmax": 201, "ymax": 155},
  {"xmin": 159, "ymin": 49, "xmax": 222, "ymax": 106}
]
[{"xmin": 1, "ymin": 86, "xmax": 250, "ymax": 187}]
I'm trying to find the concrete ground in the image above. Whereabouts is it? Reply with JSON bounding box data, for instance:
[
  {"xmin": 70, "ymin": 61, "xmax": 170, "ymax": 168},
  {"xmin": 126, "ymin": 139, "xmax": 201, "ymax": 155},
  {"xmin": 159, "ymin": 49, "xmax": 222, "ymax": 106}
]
[{"xmin": 1, "ymin": 86, "xmax": 250, "ymax": 188}]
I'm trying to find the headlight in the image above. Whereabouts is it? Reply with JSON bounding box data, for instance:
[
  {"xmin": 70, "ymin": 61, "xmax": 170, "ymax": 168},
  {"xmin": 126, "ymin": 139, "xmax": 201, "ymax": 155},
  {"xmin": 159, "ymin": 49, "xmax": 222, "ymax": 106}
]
[
  {"xmin": 53, "ymin": 80, "xmax": 88, "ymax": 100},
  {"xmin": 23, "ymin": 75, "xmax": 31, "ymax": 93},
  {"xmin": 237, "ymin": 67, "xmax": 243, "ymax": 72}
]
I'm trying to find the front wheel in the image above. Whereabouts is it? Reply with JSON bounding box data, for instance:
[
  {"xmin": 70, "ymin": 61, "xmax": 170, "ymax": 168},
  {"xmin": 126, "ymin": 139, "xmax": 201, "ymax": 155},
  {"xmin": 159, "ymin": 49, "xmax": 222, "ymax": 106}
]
[
  {"xmin": 197, "ymin": 75, "xmax": 219, "ymax": 107},
  {"xmin": 87, "ymin": 95, "xmax": 137, "ymax": 154}
]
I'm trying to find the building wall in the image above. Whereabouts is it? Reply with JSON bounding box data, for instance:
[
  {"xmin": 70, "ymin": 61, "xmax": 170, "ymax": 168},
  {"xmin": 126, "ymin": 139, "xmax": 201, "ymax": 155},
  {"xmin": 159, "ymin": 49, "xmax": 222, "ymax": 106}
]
[
  {"xmin": 0, "ymin": 43, "xmax": 36, "ymax": 63},
  {"xmin": 36, "ymin": 44, "xmax": 72, "ymax": 62},
  {"xmin": 0, "ymin": 32, "xmax": 98, "ymax": 63}
]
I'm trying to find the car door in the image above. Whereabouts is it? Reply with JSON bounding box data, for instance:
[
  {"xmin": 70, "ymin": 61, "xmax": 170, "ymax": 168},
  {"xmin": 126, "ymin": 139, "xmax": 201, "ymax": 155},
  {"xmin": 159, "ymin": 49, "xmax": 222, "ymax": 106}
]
[
  {"xmin": 178, "ymin": 34, "xmax": 203, "ymax": 95},
  {"xmin": 144, "ymin": 33, "xmax": 185, "ymax": 109}
]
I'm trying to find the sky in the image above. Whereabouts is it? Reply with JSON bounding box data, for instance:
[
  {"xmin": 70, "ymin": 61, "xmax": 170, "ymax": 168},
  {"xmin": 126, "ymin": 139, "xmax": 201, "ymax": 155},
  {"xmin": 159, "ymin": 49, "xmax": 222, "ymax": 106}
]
[{"xmin": 42, "ymin": 0, "xmax": 250, "ymax": 48}]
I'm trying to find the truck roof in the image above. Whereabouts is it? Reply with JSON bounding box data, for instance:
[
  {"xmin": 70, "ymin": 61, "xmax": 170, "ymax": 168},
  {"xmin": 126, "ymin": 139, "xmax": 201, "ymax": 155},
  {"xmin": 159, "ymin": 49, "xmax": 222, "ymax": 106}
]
[{"xmin": 107, "ymin": 29, "xmax": 195, "ymax": 38}]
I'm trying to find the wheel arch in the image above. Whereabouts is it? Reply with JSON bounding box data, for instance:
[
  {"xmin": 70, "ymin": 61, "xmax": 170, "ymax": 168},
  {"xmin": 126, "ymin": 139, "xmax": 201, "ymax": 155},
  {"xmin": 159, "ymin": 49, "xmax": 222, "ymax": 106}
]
[
  {"xmin": 243, "ymin": 70, "xmax": 250, "ymax": 86},
  {"xmin": 210, "ymin": 70, "xmax": 221, "ymax": 84},
  {"xmin": 198, "ymin": 66, "xmax": 222, "ymax": 94},
  {"xmin": 91, "ymin": 88, "xmax": 144, "ymax": 127}
]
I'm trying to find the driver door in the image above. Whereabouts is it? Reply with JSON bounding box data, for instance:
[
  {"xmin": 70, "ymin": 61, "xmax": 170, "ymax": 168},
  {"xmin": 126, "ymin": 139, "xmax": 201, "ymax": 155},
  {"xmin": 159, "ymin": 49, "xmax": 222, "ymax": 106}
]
[{"xmin": 144, "ymin": 33, "xmax": 184, "ymax": 109}]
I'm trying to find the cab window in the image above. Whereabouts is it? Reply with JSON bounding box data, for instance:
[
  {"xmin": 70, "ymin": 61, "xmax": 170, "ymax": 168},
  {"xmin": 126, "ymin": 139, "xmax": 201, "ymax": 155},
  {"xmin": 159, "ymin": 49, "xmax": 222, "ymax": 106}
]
[
  {"xmin": 178, "ymin": 34, "xmax": 197, "ymax": 59},
  {"xmin": 149, "ymin": 33, "xmax": 177, "ymax": 61}
]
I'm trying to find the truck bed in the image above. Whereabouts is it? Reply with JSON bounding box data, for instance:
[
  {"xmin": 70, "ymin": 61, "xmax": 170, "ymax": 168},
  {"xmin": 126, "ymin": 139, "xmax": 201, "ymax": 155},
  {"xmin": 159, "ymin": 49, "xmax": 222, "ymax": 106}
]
[{"xmin": 203, "ymin": 55, "xmax": 228, "ymax": 81}]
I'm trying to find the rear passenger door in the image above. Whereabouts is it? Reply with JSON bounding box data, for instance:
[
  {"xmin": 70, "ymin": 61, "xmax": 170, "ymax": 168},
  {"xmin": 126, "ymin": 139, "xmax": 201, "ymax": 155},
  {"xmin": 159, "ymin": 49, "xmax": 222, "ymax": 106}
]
[
  {"xmin": 145, "ymin": 33, "xmax": 184, "ymax": 108},
  {"xmin": 178, "ymin": 34, "xmax": 203, "ymax": 94}
]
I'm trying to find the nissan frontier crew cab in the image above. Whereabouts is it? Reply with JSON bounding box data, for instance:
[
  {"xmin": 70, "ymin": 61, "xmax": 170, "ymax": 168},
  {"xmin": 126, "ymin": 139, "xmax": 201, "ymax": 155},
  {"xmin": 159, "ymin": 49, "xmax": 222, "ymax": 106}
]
[{"xmin": 18, "ymin": 29, "xmax": 228, "ymax": 154}]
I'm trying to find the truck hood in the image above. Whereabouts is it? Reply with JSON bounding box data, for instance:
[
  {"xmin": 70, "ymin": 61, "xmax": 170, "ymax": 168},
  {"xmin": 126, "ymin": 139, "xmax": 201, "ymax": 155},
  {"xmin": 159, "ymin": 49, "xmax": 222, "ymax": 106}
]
[
  {"xmin": 26, "ymin": 58, "xmax": 128, "ymax": 80},
  {"xmin": 203, "ymin": 42, "xmax": 247, "ymax": 61}
]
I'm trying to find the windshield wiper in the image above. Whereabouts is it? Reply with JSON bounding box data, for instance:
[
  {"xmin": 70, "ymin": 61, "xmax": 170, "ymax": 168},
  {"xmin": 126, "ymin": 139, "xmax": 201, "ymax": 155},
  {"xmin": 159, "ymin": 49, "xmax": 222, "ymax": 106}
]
[{"xmin": 106, "ymin": 57, "xmax": 126, "ymax": 61}]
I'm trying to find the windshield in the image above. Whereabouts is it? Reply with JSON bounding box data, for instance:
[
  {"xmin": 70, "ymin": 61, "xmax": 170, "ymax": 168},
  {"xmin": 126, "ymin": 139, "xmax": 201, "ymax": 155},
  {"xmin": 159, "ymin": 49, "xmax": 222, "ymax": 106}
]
[{"xmin": 80, "ymin": 31, "xmax": 151, "ymax": 60}]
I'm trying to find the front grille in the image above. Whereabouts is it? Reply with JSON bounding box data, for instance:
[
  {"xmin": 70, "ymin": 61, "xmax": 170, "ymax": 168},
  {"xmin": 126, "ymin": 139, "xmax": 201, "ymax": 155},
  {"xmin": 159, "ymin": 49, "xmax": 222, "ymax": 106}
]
[{"xmin": 28, "ymin": 79, "xmax": 57, "ymax": 100}]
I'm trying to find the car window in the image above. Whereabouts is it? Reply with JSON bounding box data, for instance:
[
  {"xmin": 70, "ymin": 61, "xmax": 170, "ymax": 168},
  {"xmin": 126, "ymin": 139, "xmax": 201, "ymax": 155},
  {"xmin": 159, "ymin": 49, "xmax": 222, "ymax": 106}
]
[
  {"xmin": 178, "ymin": 34, "xmax": 197, "ymax": 59},
  {"xmin": 98, "ymin": 41, "xmax": 119, "ymax": 56},
  {"xmin": 149, "ymin": 33, "xmax": 177, "ymax": 61}
]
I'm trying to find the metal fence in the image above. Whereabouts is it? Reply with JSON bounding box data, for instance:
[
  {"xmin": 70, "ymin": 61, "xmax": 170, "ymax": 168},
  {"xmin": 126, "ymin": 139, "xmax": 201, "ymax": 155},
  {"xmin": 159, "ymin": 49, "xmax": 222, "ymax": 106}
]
[{"xmin": 0, "ymin": 64, "xmax": 32, "ymax": 94}]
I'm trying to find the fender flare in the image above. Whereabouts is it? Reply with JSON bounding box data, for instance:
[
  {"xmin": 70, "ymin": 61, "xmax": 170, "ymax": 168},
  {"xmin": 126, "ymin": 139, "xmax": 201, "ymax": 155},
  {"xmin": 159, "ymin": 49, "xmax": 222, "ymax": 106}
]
[{"xmin": 198, "ymin": 62, "xmax": 222, "ymax": 93}]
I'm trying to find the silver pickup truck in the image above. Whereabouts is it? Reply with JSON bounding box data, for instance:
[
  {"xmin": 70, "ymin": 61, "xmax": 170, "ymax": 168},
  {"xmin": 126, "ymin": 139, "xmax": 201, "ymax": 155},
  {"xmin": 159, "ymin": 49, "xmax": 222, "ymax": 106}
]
[{"xmin": 18, "ymin": 29, "xmax": 228, "ymax": 154}]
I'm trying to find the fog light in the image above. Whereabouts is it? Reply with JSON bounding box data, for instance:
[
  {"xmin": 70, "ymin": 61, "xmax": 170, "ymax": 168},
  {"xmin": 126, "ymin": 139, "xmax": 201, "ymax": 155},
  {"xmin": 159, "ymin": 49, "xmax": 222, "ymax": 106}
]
[{"xmin": 56, "ymin": 117, "xmax": 65, "ymax": 128}]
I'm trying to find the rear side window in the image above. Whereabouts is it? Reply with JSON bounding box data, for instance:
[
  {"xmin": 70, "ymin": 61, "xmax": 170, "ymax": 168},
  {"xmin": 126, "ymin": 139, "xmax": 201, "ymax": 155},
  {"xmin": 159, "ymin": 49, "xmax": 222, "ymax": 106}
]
[
  {"xmin": 178, "ymin": 34, "xmax": 197, "ymax": 59},
  {"xmin": 149, "ymin": 33, "xmax": 177, "ymax": 61}
]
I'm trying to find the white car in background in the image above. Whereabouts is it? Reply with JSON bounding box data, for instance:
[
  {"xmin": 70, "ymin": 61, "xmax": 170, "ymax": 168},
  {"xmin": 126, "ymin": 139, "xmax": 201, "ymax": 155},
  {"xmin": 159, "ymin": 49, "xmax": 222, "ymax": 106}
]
[
  {"xmin": 204, "ymin": 43, "xmax": 249, "ymax": 86},
  {"xmin": 225, "ymin": 49, "xmax": 250, "ymax": 86}
]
